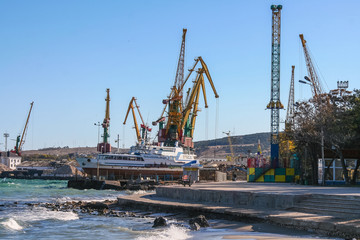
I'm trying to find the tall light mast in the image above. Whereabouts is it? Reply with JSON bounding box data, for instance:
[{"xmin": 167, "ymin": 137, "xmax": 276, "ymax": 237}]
[
  {"xmin": 97, "ymin": 88, "xmax": 111, "ymax": 153},
  {"xmin": 285, "ymin": 65, "xmax": 295, "ymax": 129},
  {"xmin": 267, "ymin": 5, "xmax": 283, "ymax": 168}
]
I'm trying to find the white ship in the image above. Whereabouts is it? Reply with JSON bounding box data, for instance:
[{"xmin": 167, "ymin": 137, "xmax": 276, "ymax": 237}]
[{"xmin": 76, "ymin": 143, "xmax": 196, "ymax": 180}]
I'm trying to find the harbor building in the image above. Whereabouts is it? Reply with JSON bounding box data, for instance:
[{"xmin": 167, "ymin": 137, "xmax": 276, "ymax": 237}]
[{"xmin": 0, "ymin": 151, "xmax": 21, "ymax": 170}]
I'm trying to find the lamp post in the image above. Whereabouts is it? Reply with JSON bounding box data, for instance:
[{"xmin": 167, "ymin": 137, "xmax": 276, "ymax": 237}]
[
  {"xmin": 299, "ymin": 78, "xmax": 325, "ymax": 185},
  {"xmin": 114, "ymin": 134, "xmax": 120, "ymax": 153},
  {"xmin": 94, "ymin": 122, "xmax": 101, "ymax": 145},
  {"xmin": 3, "ymin": 133, "xmax": 9, "ymax": 152}
]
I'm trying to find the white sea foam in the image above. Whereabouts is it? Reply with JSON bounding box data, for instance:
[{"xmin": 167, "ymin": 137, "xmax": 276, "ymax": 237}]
[
  {"xmin": 1, "ymin": 218, "xmax": 23, "ymax": 231},
  {"xmin": 136, "ymin": 224, "xmax": 190, "ymax": 240},
  {"xmin": 5, "ymin": 207, "xmax": 79, "ymax": 222}
]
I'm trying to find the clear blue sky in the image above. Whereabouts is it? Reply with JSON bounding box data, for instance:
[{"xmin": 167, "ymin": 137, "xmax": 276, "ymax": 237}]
[{"xmin": 0, "ymin": 0, "xmax": 359, "ymax": 150}]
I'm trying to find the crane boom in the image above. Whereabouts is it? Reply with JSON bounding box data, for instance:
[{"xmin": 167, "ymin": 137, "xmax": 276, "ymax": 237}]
[
  {"xmin": 299, "ymin": 34, "xmax": 323, "ymax": 97},
  {"xmin": 14, "ymin": 101, "xmax": 34, "ymax": 155},
  {"xmin": 123, "ymin": 97, "xmax": 151, "ymax": 144}
]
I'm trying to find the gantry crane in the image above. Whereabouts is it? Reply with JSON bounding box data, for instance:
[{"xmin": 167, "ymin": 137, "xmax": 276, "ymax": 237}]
[
  {"xmin": 267, "ymin": 5, "xmax": 283, "ymax": 168},
  {"xmin": 223, "ymin": 131, "xmax": 234, "ymax": 161},
  {"xmin": 123, "ymin": 97, "xmax": 151, "ymax": 144},
  {"xmin": 299, "ymin": 34, "xmax": 323, "ymax": 98},
  {"xmin": 12, "ymin": 101, "xmax": 34, "ymax": 156},
  {"xmin": 97, "ymin": 89, "xmax": 111, "ymax": 153}
]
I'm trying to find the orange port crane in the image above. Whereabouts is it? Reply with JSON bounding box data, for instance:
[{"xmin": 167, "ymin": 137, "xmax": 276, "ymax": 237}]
[
  {"xmin": 123, "ymin": 97, "xmax": 151, "ymax": 144},
  {"xmin": 299, "ymin": 34, "xmax": 323, "ymax": 98},
  {"xmin": 180, "ymin": 56, "xmax": 219, "ymax": 139},
  {"xmin": 156, "ymin": 56, "xmax": 219, "ymax": 147},
  {"xmin": 13, "ymin": 101, "xmax": 34, "ymax": 156}
]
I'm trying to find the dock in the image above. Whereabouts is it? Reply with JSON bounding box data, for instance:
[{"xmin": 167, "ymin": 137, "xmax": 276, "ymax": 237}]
[{"xmin": 117, "ymin": 181, "xmax": 360, "ymax": 239}]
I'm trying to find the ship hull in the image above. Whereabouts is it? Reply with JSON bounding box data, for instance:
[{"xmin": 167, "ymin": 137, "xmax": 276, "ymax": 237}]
[{"xmin": 81, "ymin": 166, "xmax": 183, "ymax": 180}]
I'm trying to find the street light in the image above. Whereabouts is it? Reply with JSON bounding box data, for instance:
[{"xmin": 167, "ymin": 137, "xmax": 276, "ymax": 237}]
[
  {"xmin": 94, "ymin": 122, "xmax": 101, "ymax": 145},
  {"xmin": 299, "ymin": 79, "xmax": 325, "ymax": 185},
  {"xmin": 3, "ymin": 133, "xmax": 9, "ymax": 152}
]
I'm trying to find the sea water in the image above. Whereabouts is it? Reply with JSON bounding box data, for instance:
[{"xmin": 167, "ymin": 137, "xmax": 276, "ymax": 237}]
[{"xmin": 0, "ymin": 178, "xmax": 339, "ymax": 240}]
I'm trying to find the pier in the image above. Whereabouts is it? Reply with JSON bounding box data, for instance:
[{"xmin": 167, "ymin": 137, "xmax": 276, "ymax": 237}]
[{"xmin": 117, "ymin": 181, "xmax": 360, "ymax": 238}]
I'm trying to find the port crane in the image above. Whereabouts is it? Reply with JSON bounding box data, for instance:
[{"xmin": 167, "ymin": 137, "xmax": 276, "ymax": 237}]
[
  {"xmin": 299, "ymin": 34, "xmax": 323, "ymax": 98},
  {"xmin": 158, "ymin": 56, "xmax": 219, "ymax": 147},
  {"xmin": 223, "ymin": 131, "xmax": 235, "ymax": 161},
  {"xmin": 181, "ymin": 56, "xmax": 219, "ymax": 139},
  {"xmin": 123, "ymin": 97, "xmax": 151, "ymax": 144},
  {"xmin": 97, "ymin": 89, "xmax": 111, "ymax": 153},
  {"xmin": 12, "ymin": 101, "xmax": 34, "ymax": 156}
]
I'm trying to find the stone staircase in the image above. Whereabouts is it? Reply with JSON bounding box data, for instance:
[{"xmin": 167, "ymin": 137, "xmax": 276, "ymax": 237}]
[{"xmin": 289, "ymin": 194, "xmax": 360, "ymax": 219}]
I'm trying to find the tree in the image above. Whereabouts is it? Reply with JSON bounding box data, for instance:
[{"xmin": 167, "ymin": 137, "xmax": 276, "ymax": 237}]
[{"xmin": 291, "ymin": 90, "xmax": 360, "ymax": 184}]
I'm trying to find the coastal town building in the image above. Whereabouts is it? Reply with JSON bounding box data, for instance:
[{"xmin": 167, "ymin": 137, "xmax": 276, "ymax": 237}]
[{"xmin": 0, "ymin": 151, "xmax": 21, "ymax": 170}]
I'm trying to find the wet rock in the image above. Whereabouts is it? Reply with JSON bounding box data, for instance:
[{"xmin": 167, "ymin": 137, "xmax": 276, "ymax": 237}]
[
  {"xmin": 81, "ymin": 202, "xmax": 109, "ymax": 210},
  {"xmin": 152, "ymin": 217, "xmax": 167, "ymax": 228},
  {"xmin": 189, "ymin": 215, "xmax": 209, "ymax": 228},
  {"xmin": 189, "ymin": 222, "xmax": 201, "ymax": 231}
]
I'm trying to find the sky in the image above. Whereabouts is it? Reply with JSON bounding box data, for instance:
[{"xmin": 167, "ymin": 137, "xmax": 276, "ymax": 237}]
[{"xmin": 0, "ymin": 0, "xmax": 359, "ymax": 151}]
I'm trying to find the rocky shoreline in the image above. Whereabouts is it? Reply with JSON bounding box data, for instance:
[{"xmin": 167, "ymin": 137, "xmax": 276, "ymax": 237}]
[{"xmin": 25, "ymin": 199, "xmax": 211, "ymax": 231}]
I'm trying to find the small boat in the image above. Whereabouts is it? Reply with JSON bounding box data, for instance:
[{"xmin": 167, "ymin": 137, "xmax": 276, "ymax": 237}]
[{"xmin": 76, "ymin": 143, "xmax": 196, "ymax": 180}]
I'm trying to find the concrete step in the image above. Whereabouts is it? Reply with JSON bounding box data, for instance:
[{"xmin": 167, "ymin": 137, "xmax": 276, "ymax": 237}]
[
  {"xmin": 289, "ymin": 206, "xmax": 360, "ymax": 218},
  {"xmin": 291, "ymin": 194, "xmax": 360, "ymax": 218},
  {"xmin": 301, "ymin": 199, "xmax": 360, "ymax": 208},
  {"xmin": 298, "ymin": 202, "xmax": 360, "ymax": 213}
]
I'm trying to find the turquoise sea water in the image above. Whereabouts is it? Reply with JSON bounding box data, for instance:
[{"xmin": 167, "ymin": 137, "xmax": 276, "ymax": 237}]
[{"xmin": 0, "ymin": 179, "xmax": 339, "ymax": 240}]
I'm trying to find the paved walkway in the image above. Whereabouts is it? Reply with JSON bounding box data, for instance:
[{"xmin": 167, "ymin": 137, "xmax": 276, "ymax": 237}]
[
  {"xmin": 117, "ymin": 181, "xmax": 360, "ymax": 238},
  {"xmin": 179, "ymin": 181, "xmax": 360, "ymax": 196}
]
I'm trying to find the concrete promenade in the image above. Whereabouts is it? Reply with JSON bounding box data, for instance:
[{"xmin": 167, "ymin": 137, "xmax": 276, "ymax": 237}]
[{"xmin": 117, "ymin": 181, "xmax": 360, "ymax": 238}]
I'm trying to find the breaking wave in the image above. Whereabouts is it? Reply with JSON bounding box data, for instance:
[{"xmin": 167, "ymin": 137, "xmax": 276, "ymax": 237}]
[
  {"xmin": 136, "ymin": 224, "xmax": 190, "ymax": 240},
  {"xmin": 1, "ymin": 218, "xmax": 23, "ymax": 231}
]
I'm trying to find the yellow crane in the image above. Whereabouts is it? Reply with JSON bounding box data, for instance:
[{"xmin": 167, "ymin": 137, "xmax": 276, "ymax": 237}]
[
  {"xmin": 299, "ymin": 34, "xmax": 323, "ymax": 98},
  {"xmin": 181, "ymin": 57, "xmax": 219, "ymax": 139},
  {"xmin": 223, "ymin": 131, "xmax": 234, "ymax": 161},
  {"xmin": 123, "ymin": 97, "xmax": 151, "ymax": 144}
]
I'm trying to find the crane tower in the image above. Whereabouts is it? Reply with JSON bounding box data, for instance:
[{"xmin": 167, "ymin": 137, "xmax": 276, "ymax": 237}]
[{"xmin": 267, "ymin": 5, "xmax": 283, "ymax": 168}]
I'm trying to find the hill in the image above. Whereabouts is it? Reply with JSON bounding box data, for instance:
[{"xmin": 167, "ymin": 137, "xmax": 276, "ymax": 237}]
[
  {"xmin": 21, "ymin": 132, "xmax": 270, "ymax": 159},
  {"xmin": 194, "ymin": 132, "xmax": 270, "ymax": 158}
]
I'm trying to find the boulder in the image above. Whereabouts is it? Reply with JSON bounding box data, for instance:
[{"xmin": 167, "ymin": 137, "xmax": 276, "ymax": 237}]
[
  {"xmin": 152, "ymin": 217, "xmax": 167, "ymax": 228},
  {"xmin": 189, "ymin": 215, "xmax": 209, "ymax": 228},
  {"xmin": 189, "ymin": 222, "xmax": 201, "ymax": 231}
]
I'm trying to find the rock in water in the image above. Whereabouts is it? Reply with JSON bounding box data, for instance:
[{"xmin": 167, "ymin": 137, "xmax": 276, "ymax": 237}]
[
  {"xmin": 152, "ymin": 217, "xmax": 167, "ymax": 228},
  {"xmin": 189, "ymin": 215, "xmax": 210, "ymax": 228},
  {"xmin": 189, "ymin": 222, "xmax": 201, "ymax": 231}
]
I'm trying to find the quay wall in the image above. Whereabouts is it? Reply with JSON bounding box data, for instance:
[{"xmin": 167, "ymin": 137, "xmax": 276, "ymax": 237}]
[{"xmin": 156, "ymin": 186, "xmax": 306, "ymax": 209}]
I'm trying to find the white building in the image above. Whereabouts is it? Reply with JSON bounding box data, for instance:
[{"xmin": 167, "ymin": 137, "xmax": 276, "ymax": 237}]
[{"xmin": 0, "ymin": 152, "xmax": 22, "ymax": 170}]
